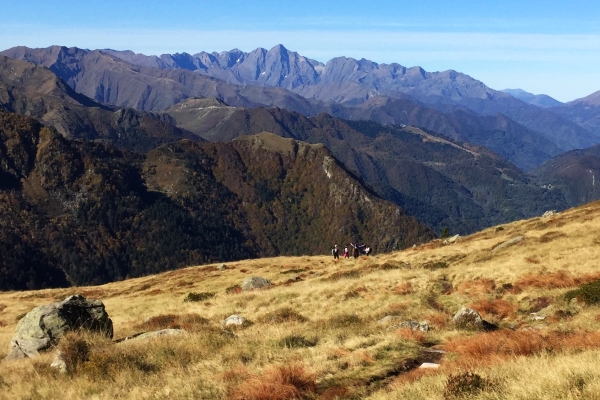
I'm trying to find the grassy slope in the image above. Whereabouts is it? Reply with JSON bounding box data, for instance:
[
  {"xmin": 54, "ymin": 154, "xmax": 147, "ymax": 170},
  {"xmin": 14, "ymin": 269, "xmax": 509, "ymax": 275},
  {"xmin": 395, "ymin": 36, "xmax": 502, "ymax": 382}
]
[{"xmin": 1, "ymin": 201, "xmax": 600, "ymax": 398}]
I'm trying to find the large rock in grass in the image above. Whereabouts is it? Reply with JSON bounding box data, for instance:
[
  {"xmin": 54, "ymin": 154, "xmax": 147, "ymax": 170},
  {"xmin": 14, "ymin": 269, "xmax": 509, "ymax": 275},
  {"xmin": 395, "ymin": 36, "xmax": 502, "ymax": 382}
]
[
  {"xmin": 453, "ymin": 308, "xmax": 483, "ymax": 330},
  {"xmin": 241, "ymin": 276, "xmax": 271, "ymax": 291},
  {"xmin": 4, "ymin": 295, "xmax": 113, "ymax": 360},
  {"xmin": 453, "ymin": 307, "xmax": 499, "ymax": 331}
]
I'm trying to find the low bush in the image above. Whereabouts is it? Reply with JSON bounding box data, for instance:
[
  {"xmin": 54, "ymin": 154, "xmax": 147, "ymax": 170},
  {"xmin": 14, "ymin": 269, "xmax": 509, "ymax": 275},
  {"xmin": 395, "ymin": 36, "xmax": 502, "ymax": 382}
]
[
  {"xmin": 326, "ymin": 313, "xmax": 361, "ymax": 328},
  {"xmin": 278, "ymin": 335, "xmax": 318, "ymax": 348},
  {"xmin": 136, "ymin": 313, "xmax": 210, "ymax": 332},
  {"xmin": 258, "ymin": 307, "xmax": 308, "ymax": 324},
  {"xmin": 423, "ymin": 261, "xmax": 448, "ymax": 270},
  {"xmin": 58, "ymin": 332, "xmax": 91, "ymax": 376},
  {"xmin": 565, "ymin": 279, "xmax": 600, "ymax": 304},
  {"xmin": 443, "ymin": 371, "xmax": 497, "ymax": 399},
  {"xmin": 280, "ymin": 268, "xmax": 306, "ymax": 274},
  {"xmin": 226, "ymin": 284, "xmax": 242, "ymax": 294},
  {"xmin": 325, "ymin": 270, "xmax": 362, "ymax": 281},
  {"xmin": 183, "ymin": 292, "xmax": 215, "ymax": 302}
]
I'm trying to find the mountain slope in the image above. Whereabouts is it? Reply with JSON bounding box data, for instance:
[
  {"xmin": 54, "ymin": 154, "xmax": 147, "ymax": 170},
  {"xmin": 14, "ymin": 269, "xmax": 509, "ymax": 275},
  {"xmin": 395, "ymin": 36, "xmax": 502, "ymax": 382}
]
[
  {"xmin": 163, "ymin": 100, "xmax": 568, "ymax": 234},
  {"xmin": 501, "ymin": 89, "xmax": 563, "ymax": 108},
  {"xmin": 0, "ymin": 111, "xmax": 433, "ymax": 289},
  {"xmin": 532, "ymin": 143, "xmax": 600, "ymax": 207},
  {"xmin": 96, "ymin": 44, "xmax": 599, "ymax": 152},
  {"xmin": 550, "ymin": 90, "xmax": 600, "ymax": 137},
  {"xmin": 0, "ymin": 55, "xmax": 198, "ymax": 152}
]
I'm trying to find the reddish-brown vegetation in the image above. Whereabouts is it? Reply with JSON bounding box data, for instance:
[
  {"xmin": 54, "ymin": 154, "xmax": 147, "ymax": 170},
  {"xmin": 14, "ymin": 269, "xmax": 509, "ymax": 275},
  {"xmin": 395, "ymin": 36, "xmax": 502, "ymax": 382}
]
[
  {"xmin": 393, "ymin": 282, "xmax": 413, "ymax": 295},
  {"xmin": 469, "ymin": 299, "xmax": 516, "ymax": 319},
  {"xmin": 514, "ymin": 270, "xmax": 600, "ymax": 290},
  {"xmin": 444, "ymin": 330, "xmax": 600, "ymax": 368},
  {"xmin": 229, "ymin": 363, "xmax": 316, "ymax": 400},
  {"xmin": 457, "ymin": 279, "xmax": 496, "ymax": 296}
]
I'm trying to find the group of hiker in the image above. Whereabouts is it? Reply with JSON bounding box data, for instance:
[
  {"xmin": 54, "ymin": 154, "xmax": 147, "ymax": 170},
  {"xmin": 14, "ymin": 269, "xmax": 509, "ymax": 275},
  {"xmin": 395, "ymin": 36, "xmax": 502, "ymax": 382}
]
[{"xmin": 332, "ymin": 243, "xmax": 371, "ymax": 259}]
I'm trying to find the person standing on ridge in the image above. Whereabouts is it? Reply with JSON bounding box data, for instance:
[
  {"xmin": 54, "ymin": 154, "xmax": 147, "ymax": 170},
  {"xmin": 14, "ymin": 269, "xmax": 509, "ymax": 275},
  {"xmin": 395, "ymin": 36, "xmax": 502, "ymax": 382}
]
[
  {"xmin": 332, "ymin": 245, "xmax": 340, "ymax": 259},
  {"xmin": 352, "ymin": 243, "xmax": 359, "ymax": 259},
  {"xmin": 343, "ymin": 246, "xmax": 349, "ymax": 258}
]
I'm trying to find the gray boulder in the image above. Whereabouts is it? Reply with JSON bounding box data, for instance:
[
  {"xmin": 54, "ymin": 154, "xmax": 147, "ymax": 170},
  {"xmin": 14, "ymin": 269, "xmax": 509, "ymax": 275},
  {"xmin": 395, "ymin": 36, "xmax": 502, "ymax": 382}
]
[
  {"xmin": 241, "ymin": 276, "xmax": 271, "ymax": 291},
  {"xmin": 4, "ymin": 295, "xmax": 113, "ymax": 361},
  {"xmin": 217, "ymin": 263, "xmax": 227, "ymax": 270},
  {"xmin": 222, "ymin": 314, "xmax": 246, "ymax": 327},
  {"xmin": 453, "ymin": 307, "xmax": 483, "ymax": 330}
]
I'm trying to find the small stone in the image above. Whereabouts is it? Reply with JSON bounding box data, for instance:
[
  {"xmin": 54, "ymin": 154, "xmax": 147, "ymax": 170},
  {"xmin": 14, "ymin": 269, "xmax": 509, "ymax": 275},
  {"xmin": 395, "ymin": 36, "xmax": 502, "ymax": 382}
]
[
  {"xmin": 217, "ymin": 263, "xmax": 227, "ymax": 270},
  {"xmin": 530, "ymin": 313, "xmax": 546, "ymax": 321},
  {"xmin": 50, "ymin": 350, "xmax": 67, "ymax": 373},
  {"xmin": 419, "ymin": 363, "xmax": 440, "ymax": 369}
]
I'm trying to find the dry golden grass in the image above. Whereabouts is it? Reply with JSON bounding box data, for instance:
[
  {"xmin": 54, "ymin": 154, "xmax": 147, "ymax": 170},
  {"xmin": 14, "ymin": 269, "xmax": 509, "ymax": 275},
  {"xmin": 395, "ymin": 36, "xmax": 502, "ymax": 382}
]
[{"xmin": 2, "ymin": 201, "xmax": 600, "ymax": 398}]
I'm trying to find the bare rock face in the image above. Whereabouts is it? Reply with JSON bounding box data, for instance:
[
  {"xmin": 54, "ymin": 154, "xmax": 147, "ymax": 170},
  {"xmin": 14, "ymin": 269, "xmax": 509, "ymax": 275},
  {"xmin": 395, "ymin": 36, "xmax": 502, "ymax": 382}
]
[
  {"xmin": 4, "ymin": 295, "xmax": 113, "ymax": 361},
  {"xmin": 241, "ymin": 276, "xmax": 271, "ymax": 291}
]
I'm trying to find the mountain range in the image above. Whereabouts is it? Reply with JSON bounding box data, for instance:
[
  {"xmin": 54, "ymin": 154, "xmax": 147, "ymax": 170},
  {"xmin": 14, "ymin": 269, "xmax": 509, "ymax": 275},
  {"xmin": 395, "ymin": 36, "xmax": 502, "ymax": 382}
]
[
  {"xmin": 2, "ymin": 43, "xmax": 600, "ymax": 290},
  {"xmin": 3, "ymin": 45, "xmax": 600, "ymax": 171},
  {"xmin": 0, "ymin": 55, "xmax": 568, "ymax": 235}
]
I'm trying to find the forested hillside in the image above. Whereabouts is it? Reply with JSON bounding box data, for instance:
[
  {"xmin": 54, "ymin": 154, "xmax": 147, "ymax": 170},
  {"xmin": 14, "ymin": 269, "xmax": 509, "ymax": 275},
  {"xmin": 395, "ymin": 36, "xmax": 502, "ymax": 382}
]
[{"xmin": 0, "ymin": 112, "xmax": 433, "ymax": 290}]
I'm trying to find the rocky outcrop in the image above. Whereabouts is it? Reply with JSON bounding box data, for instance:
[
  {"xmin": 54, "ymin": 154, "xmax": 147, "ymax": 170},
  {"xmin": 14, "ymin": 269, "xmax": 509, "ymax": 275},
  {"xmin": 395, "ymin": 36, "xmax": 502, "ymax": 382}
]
[
  {"xmin": 241, "ymin": 277, "xmax": 272, "ymax": 291},
  {"xmin": 4, "ymin": 295, "xmax": 113, "ymax": 360}
]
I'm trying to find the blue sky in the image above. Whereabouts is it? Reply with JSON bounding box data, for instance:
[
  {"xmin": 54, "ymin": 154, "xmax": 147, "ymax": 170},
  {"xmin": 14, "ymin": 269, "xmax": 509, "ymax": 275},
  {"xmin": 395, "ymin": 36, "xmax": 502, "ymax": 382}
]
[{"xmin": 2, "ymin": 0, "xmax": 600, "ymax": 101}]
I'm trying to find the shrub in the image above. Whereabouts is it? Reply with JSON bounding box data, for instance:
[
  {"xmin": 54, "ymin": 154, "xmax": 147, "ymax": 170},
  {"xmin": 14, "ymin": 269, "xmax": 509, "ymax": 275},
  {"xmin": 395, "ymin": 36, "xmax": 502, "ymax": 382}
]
[
  {"xmin": 136, "ymin": 313, "xmax": 210, "ymax": 332},
  {"xmin": 278, "ymin": 335, "xmax": 318, "ymax": 348},
  {"xmin": 226, "ymin": 284, "xmax": 242, "ymax": 294},
  {"xmin": 423, "ymin": 261, "xmax": 448, "ymax": 270},
  {"xmin": 183, "ymin": 292, "xmax": 215, "ymax": 302},
  {"xmin": 325, "ymin": 270, "xmax": 362, "ymax": 281},
  {"xmin": 280, "ymin": 269, "xmax": 306, "ymax": 274},
  {"xmin": 380, "ymin": 262, "xmax": 401, "ymax": 270},
  {"xmin": 565, "ymin": 279, "xmax": 600, "ymax": 304},
  {"xmin": 258, "ymin": 307, "xmax": 308, "ymax": 324},
  {"xmin": 326, "ymin": 313, "xmax": 361, "ymax": 328},
  {"xmin": 58, "ymin": 332, "xmax": 91, "ymax": 376},
  {"xmin": 443, "ymin": 372, "xmax": 491, "ymax": 399}
]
